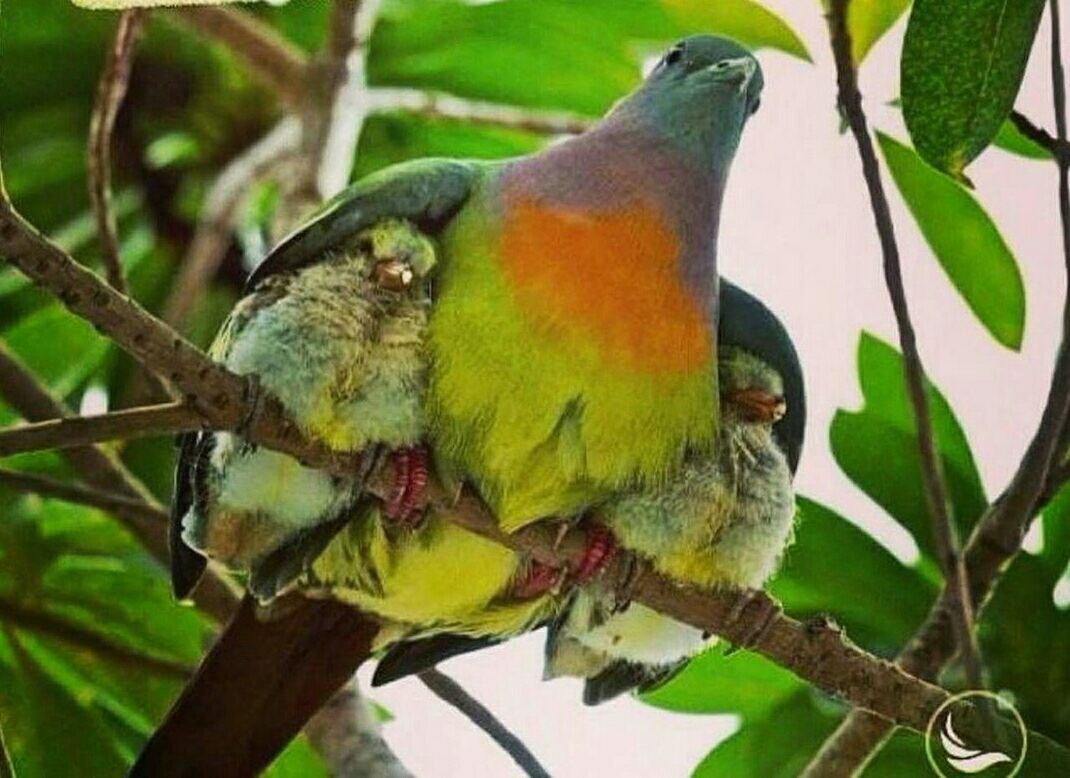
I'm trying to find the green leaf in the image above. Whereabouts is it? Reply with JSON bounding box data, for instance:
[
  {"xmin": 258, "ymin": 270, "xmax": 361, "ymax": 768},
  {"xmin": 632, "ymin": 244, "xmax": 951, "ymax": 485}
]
[
  {"xmin": 692, "ymin": 688, "xmax": 839, "ymax": 778},
  {"xmin": 266, "ymin": 738, "xmax": 329, "ymax": 778},
  {"xmin": 830, "ymin": 333, "xmax": 988, "ymax": 562},
  {"xmin": 901, "ymin": 0, "xmax": 1047, "ymax": 177},
  {"xmin": 641, "ymin": 649, "xmax": 802, "ymax": 717},
  {"xmin": 771, "ymin": 498, "xmax": 935, "ymax": 649},
  {"xmin": 661, "ymin": 0, "xmax": 810, "ymax": 61},
  {"xmin": 1042, "ymin": 483, "xmax": 1070, "ymax": 582},
  {"xmin": 0, "ymin": 496, "xmax": 211, "ymax": 774},
  {"xmin": 877, "ymin": 132, "xmax": 1025, "ymax": 350},
  {"xmin": 843, "ymin": 0, "xmax": 911, "ymax": 64},
  {"xmin": 993, "ymin": 117, "xmax": 1053, "ymax": 159},
  {"xmin": 982, "ymin": 552, "xmax": 1070, "ymax": 744}
]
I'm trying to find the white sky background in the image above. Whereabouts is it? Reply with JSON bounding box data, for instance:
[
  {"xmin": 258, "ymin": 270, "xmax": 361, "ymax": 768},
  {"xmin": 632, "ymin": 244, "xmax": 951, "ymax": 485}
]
[{"xmin": 364, "ymin": 2, "xmax": 1068, "ymax": 775}]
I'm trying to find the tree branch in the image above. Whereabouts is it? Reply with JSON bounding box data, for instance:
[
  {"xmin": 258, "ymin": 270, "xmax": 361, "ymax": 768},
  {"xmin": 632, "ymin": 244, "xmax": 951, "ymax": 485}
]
[
  {"xmin": 0, "ymin": 401, "xmax": 204, "ymax": 457},
  {"xmin": 164, "ymin": 6, "xmax": 308, "ymax": 110},
  {"xmin": 1010, "ymin": 110, "xmax": 1070, "ymax": 160},
  {"xmin": 825, "ymin": 0, "xmax": 982, "ymax": 689},
  {"xmin": 801, "ymin": 1, "xmax": 1070, "ymax": 774},
  {"xmin": 0, "ymin": 466, "xmax": 167, "ymax": 526},
  {"xmin": 0, "ymin": 595, "xmax": 191, "ymax": 679},
  {"xmin": 365, "ymin": 88, "xmax": 594, "ymax": 135},
  {"xmin": 419, "ymin": 668, "xmax": 552, "ymax": 778},
  {"xmin": 4, "ymin": 110, "xmax": 969, "ymax": 746},
  {"xmin": 162, "ymin": 117, "xmax": 300, "ymax": 329},
  {"xmin": 87, "ymin": 9, "xmax": 145, "ymax": 293},
  {"xmin": 0, "ymin": 343, "xmax": 238, "ymax": 624},
  {"xmin": 305, "ymin": 676, "xmax": 414, "ymax": 778}
]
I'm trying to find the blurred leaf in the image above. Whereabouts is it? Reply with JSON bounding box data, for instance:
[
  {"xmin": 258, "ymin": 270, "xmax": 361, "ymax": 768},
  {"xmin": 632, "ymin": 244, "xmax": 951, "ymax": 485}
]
[
  {"xmin": 0, "ymin": 306, "xmax": 111, "ymax": 402},
  {"xmin": 266, "ymin": 738, "xmax": 329, "ymax": 778},
  {"xmin": 994, "ymin": 116, "xmax": 1053, "ymax": 159},
  {"xmin": 1042, "ymin": 484, "xmax": 1070, "ymax": 583},
  {"xmin": 145, "ymin": 131, "xmax": 202, "ymax": 170},
  {"xmin": 902, "ymin": 0, "xmax": 1046, "ymax": 177},
  {"xmin": 660, "ymin": 0, "xmax": 810, "ymax": 61},
  {"xmin": 771, "ymin": 498, "xmax": 935, "ymax": 649},
  {"xmin": 0, "ymin": 496, "xmax": 210, "ymax": 775},
  {"xmin": 355, "ymin": 114, "xmax": 546, "ymax": 179},
  {"xmin": 877, "ymin": 132, "xmax": 1025, "ymax": 350},
  {"xmin": 830, "ymin": 333, "xmax": 988, "ymax": 562},
  {"xmin": 982, "ymin": 552, "xmax": 1070, "ymax": 744}
]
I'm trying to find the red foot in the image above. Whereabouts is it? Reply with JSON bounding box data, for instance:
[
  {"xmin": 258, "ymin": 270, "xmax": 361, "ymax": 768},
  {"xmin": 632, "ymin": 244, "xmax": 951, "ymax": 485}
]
[
  {"xmin": 570, "ymin": 524, "xmax": 616, "ymax": 585},
  {"xmin": 382, "ymin": 447, "xmax": 429, "ymax": 527},
  {"xmin": 511, "ymin": 560, "xmax": 562, "ymax": 599}
]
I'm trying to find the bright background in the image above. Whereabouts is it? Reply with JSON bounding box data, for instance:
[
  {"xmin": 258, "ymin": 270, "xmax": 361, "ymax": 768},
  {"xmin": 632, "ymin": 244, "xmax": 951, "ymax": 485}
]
[{"xmin": 365, "ymin": 2, "xmax": 1068, "ymax": 776}]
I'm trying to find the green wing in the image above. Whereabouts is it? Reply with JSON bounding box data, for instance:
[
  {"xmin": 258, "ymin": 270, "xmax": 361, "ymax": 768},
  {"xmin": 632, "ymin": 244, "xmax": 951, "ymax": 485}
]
[{"xmin": 246, "ymin": 158, "xmax": 480, "ymax": 289}]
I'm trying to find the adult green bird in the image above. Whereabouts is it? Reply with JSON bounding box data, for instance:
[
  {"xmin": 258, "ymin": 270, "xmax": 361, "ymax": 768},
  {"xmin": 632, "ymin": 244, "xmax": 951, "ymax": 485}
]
[{"xmin": 171, "ymin": 34, "xmax": 764, "ymax": 599}]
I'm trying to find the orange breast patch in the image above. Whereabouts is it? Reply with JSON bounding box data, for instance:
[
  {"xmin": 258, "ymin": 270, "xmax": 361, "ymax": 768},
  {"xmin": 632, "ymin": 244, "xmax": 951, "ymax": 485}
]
[{"xmin": 499, "ymin": 197, "xmax": 712, "ymax": 375}]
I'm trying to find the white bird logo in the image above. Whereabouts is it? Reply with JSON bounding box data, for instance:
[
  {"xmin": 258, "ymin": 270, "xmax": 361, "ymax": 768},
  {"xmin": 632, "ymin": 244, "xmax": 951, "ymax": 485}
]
[{"xmin": 939, "ymin": 711, "xmax": 1014, "ymax": 774}]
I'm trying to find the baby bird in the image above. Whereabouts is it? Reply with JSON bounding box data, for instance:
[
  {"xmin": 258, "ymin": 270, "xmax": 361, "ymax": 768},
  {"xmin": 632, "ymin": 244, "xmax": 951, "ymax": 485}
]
[
  {"xmin": 170, "ymin": 219, "xmax": 438, "ymax": 601},
  {"xmin": 544, "ymin": 290, "xmax": 804, "ymax": 705}
]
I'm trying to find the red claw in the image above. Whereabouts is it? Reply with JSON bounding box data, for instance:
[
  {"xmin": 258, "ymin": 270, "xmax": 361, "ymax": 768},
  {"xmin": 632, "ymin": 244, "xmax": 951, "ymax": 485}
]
[
  {"xmin": 382, "ymin": 447, "xmax": 429, "ymax": 527},
  {"xmin": 571, "ymin": 524, "xmax": 616, "ymax": 584},
  {"xmin": 511, "ymin": 560, "xmax": 562, "ymax": 599}
]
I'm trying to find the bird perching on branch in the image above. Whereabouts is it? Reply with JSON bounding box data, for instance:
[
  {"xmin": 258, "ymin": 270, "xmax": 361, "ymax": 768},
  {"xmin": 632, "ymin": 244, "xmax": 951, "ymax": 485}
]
[{"xmin": 144, "ymin": 35, "xmax": 771, "ymax": 775}]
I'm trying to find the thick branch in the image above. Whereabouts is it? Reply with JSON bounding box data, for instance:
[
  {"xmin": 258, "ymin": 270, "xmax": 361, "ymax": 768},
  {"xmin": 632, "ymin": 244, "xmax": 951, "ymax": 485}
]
[
  {"xmin": 802, "ymin": 1, "xmax": 1070, "ymax": 774},
  {"xmin": 825, "ymin": 0, "xmax": 981, "ymax": 689},
  {"xmin": 0, "ymin": 401, "xmax": 204, "ymax": 456},
  {"xmin": 88, "ymin": 9, "xmax": 144, "ymax": 293},
  {"xmin": 419, "ymin": 668, "xmax": 552, "ymax": 778},
  {"xmin": 164, "ymin": 7, "xmax": 308, "ymax": 109},
  {"xmin": 305, "ymin": 677, "xmax": 414, "ymax": 778}
]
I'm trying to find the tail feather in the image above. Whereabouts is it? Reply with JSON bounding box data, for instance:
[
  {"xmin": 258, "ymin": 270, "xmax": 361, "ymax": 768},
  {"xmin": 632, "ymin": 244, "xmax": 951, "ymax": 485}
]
[{"xmin": 131, "ymin": 595, "xmax": 378, "ymax": 777}]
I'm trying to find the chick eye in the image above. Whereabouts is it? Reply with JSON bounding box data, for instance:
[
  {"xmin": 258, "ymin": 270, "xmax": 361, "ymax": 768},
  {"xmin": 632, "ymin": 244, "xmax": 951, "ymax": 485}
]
[{"xmin": 662, "ymin": 45, "xmax": 685, "ymax": 68}]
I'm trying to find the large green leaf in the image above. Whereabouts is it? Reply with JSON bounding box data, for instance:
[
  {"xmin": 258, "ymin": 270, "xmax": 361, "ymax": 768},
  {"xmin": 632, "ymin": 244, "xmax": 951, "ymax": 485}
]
[
  {"xmin": 771, "ymin": 498, "xmax": 935, "ymax": 650},
  {"xmin": 877, "ymin": 132, "xmax": 1025, "ymax": 350},
  {"xmin": 830, "ymin": 333, "xmax": 988, "ymax": 562},
  {"xmin": 0, "ymin": 494, "xmax": 211, "ymax": 775},
  {"xmin": 901, "ymin": 0, "xmax": 1047, "ymax": 177}
]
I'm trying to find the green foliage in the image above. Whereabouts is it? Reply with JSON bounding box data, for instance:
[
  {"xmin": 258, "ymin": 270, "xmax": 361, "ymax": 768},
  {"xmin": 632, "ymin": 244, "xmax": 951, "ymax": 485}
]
[
  {"xmin": 994, "ymin": 117, "xmax": 1053, "ymax": 160},
  {"xmin": 830, "ymin": 332, "xmax": 988, "ymax": 559},
  {"xmin": 901, "ymin": 0, "xmax": 1046, "ymax": 178},
  {"xmin": 843, "ymin": 0, "xmax": 911, "ymax": 65},
  {"xmin": 877, "ymin": 132, "xmax": 1026, "ymax": 350}
]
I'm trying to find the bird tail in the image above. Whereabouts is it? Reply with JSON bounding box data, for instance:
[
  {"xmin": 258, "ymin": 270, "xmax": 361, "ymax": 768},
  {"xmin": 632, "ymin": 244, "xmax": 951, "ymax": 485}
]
[{"xmin": 131, "ymin": 595, "xmax": 379, "ymax": 778}]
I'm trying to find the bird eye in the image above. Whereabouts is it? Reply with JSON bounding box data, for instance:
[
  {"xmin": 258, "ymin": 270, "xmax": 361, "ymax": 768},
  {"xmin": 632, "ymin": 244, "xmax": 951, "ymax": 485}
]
[{"xmin": 662, "ymin": 45, "xmax": 685, "ymax": 68}]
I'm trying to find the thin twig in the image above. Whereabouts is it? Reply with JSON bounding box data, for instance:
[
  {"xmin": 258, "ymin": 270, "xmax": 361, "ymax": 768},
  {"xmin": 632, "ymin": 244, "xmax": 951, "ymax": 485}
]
[
  {"xmin": 0, "ymin": 723, "xmax": 13, "ymax": 778},
  {"xmin": 826, "ymin": 0, "xmax": 982, "ymax": 688},
  {"xmin": 419, "ymin": 668, "xmax": 552, "ymax": 778},
  {"xmin": 801, "ymin": 1, "xmax": 1070, "ymax": 774},
  {"xmin": 0, "ymin": 467, "xmax": 168, "ymax": 526},
  {"xmin": 0, "ymin": 401, "xmax": 204, "ymax": 457},
  {"xmin": 164, "ymin": 6, "xmax": 308, "ymax": 109},
  {"xmin": 162, "ymin": 117, "xmax": 300, "ymax": 329},
  {"xmin": 0, "ymin": 596, "xmax": 191, "ymax": 679},
  {"xmin": 1010, "ymin": 110, "xmax": 1070, "ymax": 160},
  {"xmin": 365, "ymin": 88, "xmax": 594, "ymax": 135},
  {"xmin": 87, "ymin": 10, "xmax": 145, "ymax": 293}
]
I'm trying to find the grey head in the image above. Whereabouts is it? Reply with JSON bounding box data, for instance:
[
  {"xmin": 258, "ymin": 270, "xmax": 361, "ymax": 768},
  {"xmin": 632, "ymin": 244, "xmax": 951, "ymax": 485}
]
[{"xmin": 606, "ymin": 35, "xmax": 764, "ymax": 169}]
